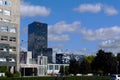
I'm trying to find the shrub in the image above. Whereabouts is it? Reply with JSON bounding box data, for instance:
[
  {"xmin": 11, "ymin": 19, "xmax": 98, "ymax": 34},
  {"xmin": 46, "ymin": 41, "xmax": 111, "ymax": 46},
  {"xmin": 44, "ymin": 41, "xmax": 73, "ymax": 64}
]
[
  {"xmin": 13, "ymin": 71, "xmax": 20, "ymax": 77},
  {"xmin": 5, "ymin": 71, "xmax": 13, "ymax": 77}
]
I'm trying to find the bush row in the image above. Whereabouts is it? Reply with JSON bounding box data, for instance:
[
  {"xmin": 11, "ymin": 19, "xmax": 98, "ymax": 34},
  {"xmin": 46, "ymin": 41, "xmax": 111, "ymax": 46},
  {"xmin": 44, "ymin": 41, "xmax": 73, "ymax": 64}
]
[{"xmin": 0, "ymin": 76, "xmax": 110, "ymax": 80}]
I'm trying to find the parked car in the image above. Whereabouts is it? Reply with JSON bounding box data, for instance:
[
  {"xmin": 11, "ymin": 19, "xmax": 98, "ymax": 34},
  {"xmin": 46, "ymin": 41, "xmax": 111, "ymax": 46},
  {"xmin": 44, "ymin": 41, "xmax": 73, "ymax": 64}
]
[{"xmin": 109, "ymin": 74, "xmax": 120, "ymax": 80}]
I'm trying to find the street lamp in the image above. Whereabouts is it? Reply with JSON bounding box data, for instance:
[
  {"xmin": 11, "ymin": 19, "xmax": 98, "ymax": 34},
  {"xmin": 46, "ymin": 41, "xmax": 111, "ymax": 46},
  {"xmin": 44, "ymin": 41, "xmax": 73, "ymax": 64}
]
[{"xmin": 116, "ymin": 61, "xmax": 119, "ymax": 74}]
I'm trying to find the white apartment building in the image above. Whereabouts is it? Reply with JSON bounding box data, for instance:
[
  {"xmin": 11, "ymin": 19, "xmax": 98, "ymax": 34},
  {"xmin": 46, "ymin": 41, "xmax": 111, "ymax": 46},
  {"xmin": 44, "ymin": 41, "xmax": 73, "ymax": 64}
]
[{"xmin": 0, "ymin": 0, "xmax": 20, "ymax": 72}]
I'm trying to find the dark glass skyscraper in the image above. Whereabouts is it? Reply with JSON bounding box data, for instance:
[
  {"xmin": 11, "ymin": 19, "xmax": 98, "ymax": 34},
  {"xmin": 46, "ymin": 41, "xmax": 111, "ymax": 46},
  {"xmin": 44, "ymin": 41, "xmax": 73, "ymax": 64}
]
[
  {"xmin": 28, "ymin": 21, "xmax": 52, "ymax": 63},
  {"xmin": 28, "ymin": 21, "xmax": 47, "ymax": 49}
]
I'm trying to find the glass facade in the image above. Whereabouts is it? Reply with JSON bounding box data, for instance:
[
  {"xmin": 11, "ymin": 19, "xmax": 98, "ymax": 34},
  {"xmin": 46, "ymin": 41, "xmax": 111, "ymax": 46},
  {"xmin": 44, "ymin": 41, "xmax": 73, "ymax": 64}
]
[
  {"xmin": 28, "ymin": 21, "xmax": 52, "ymax": 63},
  {"xmin": 34, "ymin": 48, "xmax": 52, "ymax": 63},
  {"xmin": 38, "ymin": 66, "xmax": 47, "ymax": 76},
  {"xmin": 28, "ymin": 21, "xmax": 47, "ymax": 49},
  {"xmin": 56, "ymin": 54, "xmax": 64, "ymax": 64}
]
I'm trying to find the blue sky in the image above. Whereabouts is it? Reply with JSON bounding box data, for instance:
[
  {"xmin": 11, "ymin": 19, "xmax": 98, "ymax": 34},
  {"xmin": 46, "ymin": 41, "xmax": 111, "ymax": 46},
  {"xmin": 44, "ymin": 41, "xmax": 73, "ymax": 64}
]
[{"xmin": 20, "ymin": 0, "xmax": 120, "ymax": 55}]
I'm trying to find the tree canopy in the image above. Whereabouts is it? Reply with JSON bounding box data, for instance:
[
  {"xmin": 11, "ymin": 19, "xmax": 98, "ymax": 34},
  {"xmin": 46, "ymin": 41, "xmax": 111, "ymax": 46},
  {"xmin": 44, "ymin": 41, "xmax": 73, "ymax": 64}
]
[{"xmin": 91, "ymin": 49, "xmax": 117, "ymax": 74}]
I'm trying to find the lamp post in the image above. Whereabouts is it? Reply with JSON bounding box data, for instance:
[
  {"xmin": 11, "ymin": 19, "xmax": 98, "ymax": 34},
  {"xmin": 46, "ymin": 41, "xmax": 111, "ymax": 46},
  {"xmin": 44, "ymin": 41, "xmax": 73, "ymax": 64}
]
[{"xmin": 116, "ymin": 61, "xmax": 119, "ymax": 74}]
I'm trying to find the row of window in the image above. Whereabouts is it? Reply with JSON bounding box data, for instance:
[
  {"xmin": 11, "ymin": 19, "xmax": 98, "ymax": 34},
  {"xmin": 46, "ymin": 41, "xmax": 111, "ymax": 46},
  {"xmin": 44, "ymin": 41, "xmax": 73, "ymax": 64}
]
[
  {"xmin": 49, "ymin": 65, "xmax": 59, "ymax": 70},
  {"xmin": 0, "ymin": 46, "xmax": 16, "ymax": 52},
  {"xmin": 0, "ymin": 0, "xmax": 11, "ymax": 6},
  {"xmin": 9, "ymin": 46, "xmax": 16, "ymax": 52},
  {"xmin": 1, "ymin": 36, "xmax": 16, "ymax": 42},
  {"xmin": 0, "ymin": 9, "xmax": 11, "ymax": 16},
  {"xmin": 0, "ymin": 58, "xmax": 15, "ymax": 62},
  {"xmin": 0, "ymin": 18, "xmax": 11, "ymax": 23},
  {"xmin": 0, "ymin": 26, "xmax": 16, "ymax": 33}
]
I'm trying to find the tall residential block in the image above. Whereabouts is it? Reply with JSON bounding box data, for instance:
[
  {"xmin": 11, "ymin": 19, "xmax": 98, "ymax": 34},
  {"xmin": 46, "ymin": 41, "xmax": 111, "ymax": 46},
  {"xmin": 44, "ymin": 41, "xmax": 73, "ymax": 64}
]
[
  {"xmin": 28, "ymin": 21, "xmax": 52, "ymax": 63},
  {"xmin": 0, "ymin": 0, "xmax": 20, "ymax": 71}
]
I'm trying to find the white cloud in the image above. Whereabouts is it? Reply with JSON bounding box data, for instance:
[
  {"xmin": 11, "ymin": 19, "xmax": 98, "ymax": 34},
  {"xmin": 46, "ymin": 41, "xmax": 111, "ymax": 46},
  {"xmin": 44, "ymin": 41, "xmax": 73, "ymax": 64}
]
[
  {"xmin": 103, "ymin": 6, "xmax": 118, "ymax": 16},
  {"xmin": 48, "ymin": 21, "xmax": 80, "ymax": 34},
  {"xmin": 74, "ymin": 3, "xmax": 118, "ymax": 16},
  {"xmin": 48, "ymin": 34, "xmax": 70, "ymax": 42},
  {"xmin": 50, "ymin": 44, "xmax": 64, "ymax": 49},
  {"xmin": 74, "ymin": 3, "xmax": 102, "ymax": 13},
  {"xmin": 80, "ymin": 26, "xmax": 120, "ymax": 41},
  {"xmin": 20, "ymin": 1, "xmax": 51, "ymax": 17},
  {"xmin": 22, "ymin": 20, "xmax": 120, "ymax": 43},
  {"xmin": 48, "ymin": 21, "xmax": 80, "ymax": 42},
  {"xmin": 99, "ymin": 38, "xmax": 120, "ymax": 53},
  {"xmin": 99, "ymin": 40, "xmax": 115, "ymax": 48}
]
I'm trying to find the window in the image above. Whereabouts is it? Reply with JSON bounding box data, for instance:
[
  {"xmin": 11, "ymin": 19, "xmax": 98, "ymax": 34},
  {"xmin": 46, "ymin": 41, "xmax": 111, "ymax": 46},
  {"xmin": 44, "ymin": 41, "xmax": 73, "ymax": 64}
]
[
  {"xmin": 0, "ymin": 47, "xmax": 7, "ymax": 52},
  {"xmin": 0, "ymin": 18, "xmax": 2, "ymax": 21},
  {"xmin": 0, "ymin": 0, "xmax": 11, "ymax": 6},
  {"xmin": 4, "ymin": 10, "xmax": 10, "ymax": 16},
  {"xmin": 55, "ymin": 65, "xmax": 59, "ymax": 70},
  {"xmin": 0, "ymin": 26, "xmax": 8, "ymax": 32},
  {"xmin": 1, "ymin": 36, "xmax": 8, "ymax": 41},
  {"xmin": 9, "ymin": 46, "xmax": 16, "ymax": 52},
  {"xmin": 3, "ymin": 48, "xmax": 7, "ymax": 51},
  {"xmin": 0, "ymin": 58, "xmax": 6, "ymax": 62},
  {"xmin": 9, "ymin": 58, "xmax": 15, "ymax": 62},
  {"xmin": 49, "ymin": 65, "xmax": 53, "ymax": 70},
  {"xmin": 9, "ymin": 27, "xmax": 16, "ymax": 33},
  {"xmin": 0, "ymin": 0, "xmax": 3, "ymax": 5},
  {"xmin": 5, "ymin": 1, "xmax": 11, "ymax": 6},
  {"xmin": 0, "ymin": 9, "xmax": 2, "ymax": 14},
  {"xmin": 9, "ymin": 48, "xmax": 12, "ymax": 52},
  {"xmin": 9, "ymin": 37, "xmax": 16, "ymax": 42},
  {"xmin": 12, "ymin": 47, "xmax": 16, "ymax": 52},
  {"xmin": 4, "ymin": 19, "xmax": 11, "ymax": 22}
]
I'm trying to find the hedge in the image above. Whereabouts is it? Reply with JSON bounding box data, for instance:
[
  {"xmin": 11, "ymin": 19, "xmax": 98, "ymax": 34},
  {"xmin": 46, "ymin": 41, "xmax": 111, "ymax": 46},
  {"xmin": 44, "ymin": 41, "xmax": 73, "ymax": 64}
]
[{"xmin": 0, "ymin": 76, "xmax": 110, "ymax": 80}]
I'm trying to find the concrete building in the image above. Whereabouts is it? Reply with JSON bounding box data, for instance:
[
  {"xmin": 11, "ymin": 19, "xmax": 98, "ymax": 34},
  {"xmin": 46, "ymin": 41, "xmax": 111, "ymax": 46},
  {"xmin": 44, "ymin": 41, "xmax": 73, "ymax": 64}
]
[
  {"xmin": 0, "ymin": 0, "xmax": 20, "ymax": 72},
  {"xmin": 28, "ymin": 21, "xmax": 52, "ymax": 63},
  {"xmin": 20, "ymin": 51, "xmax": 46, "ymax": 76},
  {"xmin": 20, "ymin": 51, "xmax": 69, "ymax": 76}
]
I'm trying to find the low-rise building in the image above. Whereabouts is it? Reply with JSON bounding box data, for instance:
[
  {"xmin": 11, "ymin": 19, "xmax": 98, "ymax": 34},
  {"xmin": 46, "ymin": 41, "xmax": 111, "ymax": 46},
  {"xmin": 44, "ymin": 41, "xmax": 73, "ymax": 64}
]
[{"xmin": 20, "ymin": 51, "xmax": 69, "ymax": 76}]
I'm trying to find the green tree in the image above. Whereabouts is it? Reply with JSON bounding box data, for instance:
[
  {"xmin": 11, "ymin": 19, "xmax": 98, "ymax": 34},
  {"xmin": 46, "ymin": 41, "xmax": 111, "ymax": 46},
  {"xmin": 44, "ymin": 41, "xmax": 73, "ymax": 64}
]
[
  {"xmin": 5, "ymin": 71, "xmax": 13, "ymax": 77},
  {"xmin": 79, "ymin": 59, "xmax": 92, "ymax": 74},
  {"xmin": 0, "ymin": 66, "xmax": 7, "ymax": 73},
  {"xmin": 117, "ymin": 53, "xmax": 120, "ymax": 73},
  {"xmin": 64, "ymin": 66, "xmax": 69, "ymax": 76},
  {"xmin": 69, "ymin": 59, "xmax": 79, "ymax": 75},
  {"xmin": 13, "ymin": 71, "xmax": 20, "ymax": 77},
  {"xmin": 59, "ymin": 65, "xmax": 64, "ymax": 75},
  {"xmin": 91, "ymin": 49, "xmax": 117, "ymax": 75},
  {"xmin": 84, "ymin": 55, "xmax": 95, "ymax": 64}
]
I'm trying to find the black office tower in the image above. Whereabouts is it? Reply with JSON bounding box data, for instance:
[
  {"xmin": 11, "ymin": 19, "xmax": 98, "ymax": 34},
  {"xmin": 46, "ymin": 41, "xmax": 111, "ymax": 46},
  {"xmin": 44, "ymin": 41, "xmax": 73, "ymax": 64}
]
[{"xmin": 28, "ymin": 21, "xmax": 52, "ymax": 63}]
